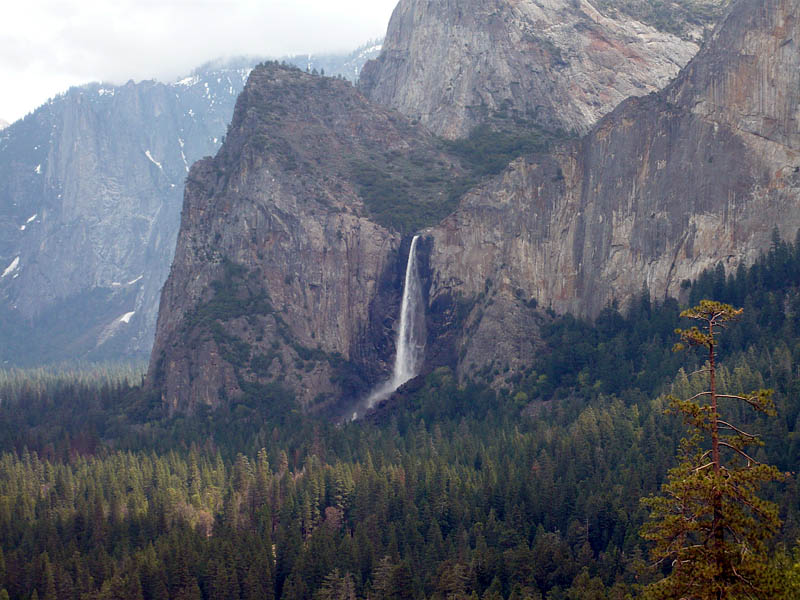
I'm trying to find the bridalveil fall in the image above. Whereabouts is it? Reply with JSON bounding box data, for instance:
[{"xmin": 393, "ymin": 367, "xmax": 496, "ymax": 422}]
[{"xmin": 357, "ymin": 235, "xmax": 426, "ymax": 418}]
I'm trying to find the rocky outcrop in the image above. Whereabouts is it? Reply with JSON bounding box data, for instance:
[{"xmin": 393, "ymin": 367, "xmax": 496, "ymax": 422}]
[
  {"xmin": 0, "ymin": 45, "xmax": 383, "ymax": 367},
  {"xmin": 424, "ymin": 0, "xmax": 800, "ymax": 381},
  {"xmin": 360, "ymin": 0, "xmax": 702, "ymax": 138},
  {"xmin": 148, "ymin": 64, "xmax": 463, "ymax": 413},
  {"xmin": 592, "ymin": 0, "xmax": 729, "ymax": 40}
]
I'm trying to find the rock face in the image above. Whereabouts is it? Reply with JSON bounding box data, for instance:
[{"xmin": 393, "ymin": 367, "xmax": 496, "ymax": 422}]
[
  {"xmin": 0, "ymin": 45, "xmax": 383, "ymax": 367},
  {"xmin": 148, "ymin": 64, "xmax": 462, "ymax": 413},
  {"xmin": 0, "ymin": 120, "xmax": 8, "ymax": 131},
  {"xmin": 0, "ymin": 65, "xmax": 249, "ymax": 365},
  {"xmin": 359, "ymin": 0, "xmax": 702, "ymax": 138},
  {"xmin": 424, "ymin": 0, "xmax": 800, "ymax": 381}
]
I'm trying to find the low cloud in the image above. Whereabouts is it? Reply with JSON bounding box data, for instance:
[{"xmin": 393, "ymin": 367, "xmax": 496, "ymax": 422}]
[{"xmin": 1, "ymin": 0, "xmax": 396, "ymax": 123}]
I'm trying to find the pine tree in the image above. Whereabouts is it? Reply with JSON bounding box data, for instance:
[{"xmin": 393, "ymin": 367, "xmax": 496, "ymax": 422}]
[
  {"xmin": 174, "ymin": 579, "xmax": 202, "ymax": 600},
  {"xmin": 242, "ymin": 564, "xmax": 268, "ymax": 600},
  {"xmin": 315, "ymin": 569, "xmax": 357, "ymax": 600},
  {"xmin": 40, "ymin": 553, "xmax": 56, "ymax": 600},
  {"xmin": 641, "ymin": 301, "xmax": 785, "ymax": 599}
]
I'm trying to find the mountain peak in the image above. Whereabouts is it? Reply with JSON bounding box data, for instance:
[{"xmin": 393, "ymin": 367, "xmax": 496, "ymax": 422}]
[{"xmin": 0, "ymin": 45, "xmax": 383, "ymax": 366}]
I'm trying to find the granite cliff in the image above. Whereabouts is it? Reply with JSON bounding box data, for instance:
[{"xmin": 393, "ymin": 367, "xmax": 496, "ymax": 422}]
[
  {"xmin": 151, "ymin": 0, "xmax": 800, "ymax": 412},
  {"xmin": 424, "ymin": 0, "xmax": 800, "ymax": 382},
  {"xmin": 148, "ymin": 64, "xmax": 463, "ymax": 413},
  {"xmin": 359, "ymin": 0, "xmax": 709, "ymax": 138},
  {"xmin": 0, "ymin": 66, "xmax": 247, "ymax": 365}
]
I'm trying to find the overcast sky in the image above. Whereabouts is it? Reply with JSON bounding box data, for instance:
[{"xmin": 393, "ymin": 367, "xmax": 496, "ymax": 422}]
[{"xmin": 0, "ymin": 0, "xmax": 398, "ymax": 124}]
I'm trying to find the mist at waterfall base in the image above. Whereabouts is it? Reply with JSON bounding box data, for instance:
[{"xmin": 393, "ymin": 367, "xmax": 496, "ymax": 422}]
[{"xmin": 351, "ymin": 235, "xmax": 426, "ymax": 421}]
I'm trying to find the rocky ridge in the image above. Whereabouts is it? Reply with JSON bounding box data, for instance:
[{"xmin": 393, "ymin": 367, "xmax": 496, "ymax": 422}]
[
  {"xmin": 150, "ymin": 0, "xmax": 800, "ymax": 412},
  {"xmin": 360, "ymin": 0, "xmax": 702, "ymax": 138},
  {"xmin": 0, "ymin": 66, "xmax": 250, "ymax": 365},
  {"xmin": 593, "ymin": 0, "xmax": 730, "ymax": 39}
]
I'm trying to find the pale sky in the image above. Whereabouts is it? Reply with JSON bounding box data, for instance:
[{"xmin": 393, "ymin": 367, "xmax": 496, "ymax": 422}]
[{"xmin": 0, "ymin": 0, "xmax": 399, "ymax": 124}]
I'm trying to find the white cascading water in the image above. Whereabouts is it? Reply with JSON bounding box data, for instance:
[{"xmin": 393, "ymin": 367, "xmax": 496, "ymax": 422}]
[
  {"xmin": 356, "ymin": 235, "xmax": 425, "ymax": 418},
  {"xmin": 389, "ymin": 234, "xmax": 424, "ymax": 390}
]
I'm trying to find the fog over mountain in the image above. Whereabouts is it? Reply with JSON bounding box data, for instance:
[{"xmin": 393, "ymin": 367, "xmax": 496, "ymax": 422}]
[{"xmin": 0, "ymin": 0, "xmax": 398, "ymax": 123}]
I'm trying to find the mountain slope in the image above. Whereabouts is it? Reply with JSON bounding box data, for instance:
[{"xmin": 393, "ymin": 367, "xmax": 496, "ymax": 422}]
[
  {"xmin": 150, "ymin": 0, "xmax": 799, "ymax": 412},
  {"xmin": 0, "ymin": 66, "xmax": 249, "ymax": 365},
  {"xmin": 359, "ymin": 0, "xmax": 706, "ymax": 138},
  {"xmin": 593, "ymin": 0, "xmax": 730, "ymax": 38}
]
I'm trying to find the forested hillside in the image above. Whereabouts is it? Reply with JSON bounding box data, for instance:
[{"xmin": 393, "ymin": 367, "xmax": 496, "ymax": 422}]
[{"xmin": 1, "ymin": 235, "xmax": 798, "ymax": 599}]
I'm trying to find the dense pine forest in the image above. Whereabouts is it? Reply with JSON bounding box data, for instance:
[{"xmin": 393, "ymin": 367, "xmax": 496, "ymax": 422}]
[{"xmin": 1, "ymin": 232, "xmax": 800, "ymax": 599}]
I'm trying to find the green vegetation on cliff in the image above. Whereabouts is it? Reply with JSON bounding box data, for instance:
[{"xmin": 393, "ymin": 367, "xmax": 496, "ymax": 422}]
[
  {"xmin": 350, "ymin": 150, "xmax": 461, "ymax": 235},
  {"xmin": 237, "ymin": 64, "xmax": 562, "ymax": 236},
  {"xmin": 353, "ymin": 123, "xmax": 558, "ymax": 234},
  {"xmin": 595, "ymin": 0, "xmax": 730, "ymax": 38}
]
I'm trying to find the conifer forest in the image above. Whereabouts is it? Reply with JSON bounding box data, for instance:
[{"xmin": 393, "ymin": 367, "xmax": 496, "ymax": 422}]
[{"xmin": 1, "ymin": 236, "xmax": 800, "ymax": 599}]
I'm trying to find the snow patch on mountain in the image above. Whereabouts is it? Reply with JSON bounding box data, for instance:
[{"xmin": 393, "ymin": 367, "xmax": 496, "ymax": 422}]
[
  {"xmin": 2, "ymin": 257, "xmax": 20, "ymax": 279},
  {"xmin": 144, "ymin": 150, "xmax": 163, "ymax": 170},
  {"xmin": 176, "ymin": 75, "xmax": 200, "ymax": 87}
]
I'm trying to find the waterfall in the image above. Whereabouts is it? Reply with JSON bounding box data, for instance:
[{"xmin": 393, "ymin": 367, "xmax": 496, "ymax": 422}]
[
  {"xmin": 356, "ymin": 235, "xmax": 425, "ymax": 418},
  {"xmin": 390, "ymin": 234, "xmax": 424, "ymax": 389}
]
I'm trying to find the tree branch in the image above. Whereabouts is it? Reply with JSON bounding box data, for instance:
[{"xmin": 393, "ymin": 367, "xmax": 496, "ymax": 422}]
[
  {"xmin": 717, "ymin": 394, "xmax": 764, "ymax": 410},
  {"xmin": 716, "ymin": 394, "xmax": 748, "ymax": 401},
  {"xmin": 693, "ymin": 462, "xmax": 715, "ymax": 472},
  {"xmin": 685, "ymin": 391, "xmax": 713, "ymax": 402},
  {"xmin": 717, "ymin": 420, "xmax": 757, "ymax": 438},
  {"xmin": 718, "ymin": 442, "xmax": 759, "ymax": 465}
]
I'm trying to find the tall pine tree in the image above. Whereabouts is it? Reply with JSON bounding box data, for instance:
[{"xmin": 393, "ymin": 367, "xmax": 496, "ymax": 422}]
[{"xmin": 641, "ymin": 301, "xmax": 785, "ymax": 599}]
